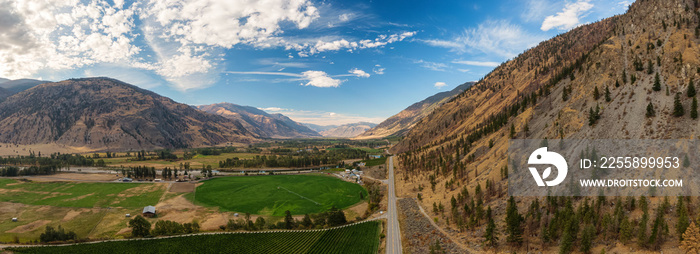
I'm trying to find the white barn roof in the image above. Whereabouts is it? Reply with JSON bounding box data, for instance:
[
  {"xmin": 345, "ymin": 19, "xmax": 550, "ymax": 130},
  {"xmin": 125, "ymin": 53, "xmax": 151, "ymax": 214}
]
[{"xmin": 143, "ymin": 205, "xmax": 156, "ymax": 214}]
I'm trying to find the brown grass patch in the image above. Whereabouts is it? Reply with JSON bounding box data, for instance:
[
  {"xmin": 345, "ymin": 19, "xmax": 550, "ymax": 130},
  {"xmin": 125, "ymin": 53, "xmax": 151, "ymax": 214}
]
[
  {"xmin": 6, "ymin": 220, "xmax": 51, "ymax": 233},
  {"xmin": 169, "ymin": 182, "xmax": 195, "ymax": 193}
]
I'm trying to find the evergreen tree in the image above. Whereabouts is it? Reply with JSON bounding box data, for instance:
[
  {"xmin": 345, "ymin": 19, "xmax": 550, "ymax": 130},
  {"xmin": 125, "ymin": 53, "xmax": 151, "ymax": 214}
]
[
  {"xmin": 505, "ymin": 196, "xmax": 523, "ymax": 245},
  {"xmin": 484, "ymin": 206, "xmax": 497, "ymax": 247},
  {"xmin": 638, "ymin": 213, "xmax": 649, "ymax": 248},
  {"xmin": 646, "ymin": 102, "xmax": 656, "ymax": 117},
  {"xmin": 510, "ymin": 123, "xmax": 516, "ymax": 138},
  {"xmin": 593, "ymin": 86, "xmax": 600, "ymax": 100},
  {"xmin": 674, "ymin": 93, "xmax": 685, "ymax": 117},
  {"xmin": 647, "ymin": 59, "xmax": 654, "ymax": 74},
  {"xmin": 688, "ymin": 80, "xmax": 697, "ymax": 97},
  {"xmin": 615, "ymin": 79, "xmax": 620, "ymax": 88},
  {"xmin": 653, "ymin": 73, "xmax": 662, "ymax": 91},
  {"xmin": 620, "ymin": 216, "xmax": 632, "ymax": 243},
  {"xmin": 692, "ymin": 97, "xmax": 698, "ymax": 119},
  {"xmin": 580, "ymin": 224, "xmax": 595, "ymax": 254},
  {"xmin": 605, "ymin": 86, "xmax": 611, "ymax": 102},
  {"xmin": 284, "ymin": 210, "xmax": 294, "ymax": 229}
]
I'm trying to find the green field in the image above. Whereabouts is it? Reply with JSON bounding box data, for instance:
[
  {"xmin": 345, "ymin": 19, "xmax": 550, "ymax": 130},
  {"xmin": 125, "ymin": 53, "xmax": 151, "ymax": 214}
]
[
  {"xmin": 362, "ymin": 157, "xmax": 387, "ymax": 167},
  {"xmin": 8, "ymin": 221, "xmax": 382, "ymax": 254},
  {"xmin": 0, "ymin": 179, "xmax": 164, "ymax": 208},
  {"xmin": 190, "ymin": 174, "xmax": 367, "ymax": 216}
]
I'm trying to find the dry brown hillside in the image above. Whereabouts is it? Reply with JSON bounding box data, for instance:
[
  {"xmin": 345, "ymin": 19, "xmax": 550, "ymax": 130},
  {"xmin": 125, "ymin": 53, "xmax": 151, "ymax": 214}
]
[
  {"xmin": 392, "ymin": 0, "xmax": 700, "ymax": 252},
  {"xmin": 0, "ymin": 78, "xmax": 258, "ymax": 150}
]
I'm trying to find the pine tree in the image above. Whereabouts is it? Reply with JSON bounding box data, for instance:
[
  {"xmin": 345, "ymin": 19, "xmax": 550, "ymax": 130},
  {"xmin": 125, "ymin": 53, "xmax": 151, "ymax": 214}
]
[
  {"xmin": 638, "ymin": 213, "xmax": 649, "ymax": 248},
  {"xmin": 605, "ymin": 86, "xmax": 611, "ymax": 102},
  {"xmin": 620, "ymin": 216, "xmax": 632, "ymax": 243},
  {"xmin": 692, "ymin": 97, "xmax": 698, "ymax": 119},
  {"xmin": 653, "ymin": 73, "xmax": 662, "ymax": 91},
  {"xmin": 646, "ymin": 102, "xmax": 656, "ymax": 117},
  {"xmin": 688, "ymin": 80, "xmax": 697, "ymax": 97},
  {"xmin": 674, "ymin": 92, "xmax": 685, "ymax": 117},
  {"xmin": 615, "ymin": 79, "xmax": 620, "ymax": 88},
  {"xmin": 510, "ymin": 123, "xmax": 516, "ymax": 138},
  {"xmin": 562, "ymin": 86, "xmax": 569, "ymax": 101},
  {"xmin": 647, "ymin": 59, "xmax": 654, "ymax": 74},
  {"xmin": 580, "ymin": 224, "xmax": 595, "ymax": 254},
  {"xmin": 506, "ymin": 196, "xmax": 523, "ymax": 245},
  {"xmin": 681, "ymin": 221, "xmax": 700, "ymax": 253},
  {"xmin": 678, "ymin": 197, "xmax": 690, "ymax": 240},
  {"xmin": 484, "ymin": 206, "xmax": 497, "ymax": 247},
  {"xmin": 593, "ymin": 86, "xmax": 600, "ymax": 100}
]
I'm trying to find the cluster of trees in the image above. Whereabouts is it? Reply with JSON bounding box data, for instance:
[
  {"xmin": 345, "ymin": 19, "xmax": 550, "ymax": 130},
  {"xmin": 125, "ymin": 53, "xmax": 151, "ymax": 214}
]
[
  {"xmin": 218, "ymin": 148, "xmax": 367, "ymax": 169},
  {"xmin": 0, "ymin": 165, "xmax": 59, "ymax": 176},
  {"xmin": 364, "ymin": 181, "xmax": 383, "ymax": 216},
  {"xmin": 223, "ymin": 208, "xmax": 347, "ymax": 232},
  {"xmin": 40, "ymin": 225, "xmax": 77, "ymax": 243},
  {"xmin": 152, "ymin": 220, "xmax": 200, "ymax": 236},
  {"xmin": 474, "ymin": 195, "xmax": 700, "ymax": 253},
  {"xmin": 128, "ymin": 216, "xmax": 199, "ymax": 237},
  {"xmin": 0, "ymin": 153, "xmax": 95, "ymax": 168},
  {"xmin": 120, "ymin": 166, "xmax": 157, "ymax": 179}
]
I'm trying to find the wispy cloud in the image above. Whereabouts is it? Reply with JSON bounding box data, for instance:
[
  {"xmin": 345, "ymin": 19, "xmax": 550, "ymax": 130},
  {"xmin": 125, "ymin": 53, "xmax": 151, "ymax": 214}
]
[
  {"xmin": 420, "ymin": 20, "xmax": 544, "ymax": 59},
  {"xmin": 521, "ymin": 0, "xmax": 550, "ymax": 23},
  {"xmin": 541, "ymin": 0, "xmax": 594, "ymax": 31},
  {"xmin": 259, "ymin": 107, "xmax": 384, "ymax": 125},
  {"xmin": 227, "ymin": 68, "xmax": 369, "ymax": 88},
  {"xmin": 414, "ymin": 59, "xmax": 448, "ymax": 71},
  {"xmin": 452, "ymin": 60, "xmax": 500, "ymax": 67}
]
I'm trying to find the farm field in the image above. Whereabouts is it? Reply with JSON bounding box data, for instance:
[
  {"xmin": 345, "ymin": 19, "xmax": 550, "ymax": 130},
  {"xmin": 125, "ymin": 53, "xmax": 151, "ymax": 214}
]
[
  {"xmin": 189, "ymin": 174, "xmax": 368, "ymax": 216},
  {"xmin": 0, "ymin": 179, "xmax": 165, "ymax": 208},
  {"xmin": 8, "ymin": 220, "xmax": 382, "ymax": 254},
  {"xmin": 102, "ymin": 152, "xmax": 258, "ymax": 169}
]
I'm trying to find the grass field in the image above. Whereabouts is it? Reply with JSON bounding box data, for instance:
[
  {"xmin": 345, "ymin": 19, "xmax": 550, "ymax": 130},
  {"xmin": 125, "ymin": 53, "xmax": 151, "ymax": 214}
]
[
  {"xmin": 363, "ymin": 157, "xmax": 387, "ymax": 167},
  {"xmin": 8, "ymin": 221, "xmax": 382, "ymax": 254},
  {"xmin": 189, "ymin": 174, "xmax": 367, "ymax": 216},
  {"xmin": 0, "ymin": 179, "xmax": 164, "ymax": 208},
  {"xmin": 103, "ymin": 153, "xmax": 258, "ymax": 169}
]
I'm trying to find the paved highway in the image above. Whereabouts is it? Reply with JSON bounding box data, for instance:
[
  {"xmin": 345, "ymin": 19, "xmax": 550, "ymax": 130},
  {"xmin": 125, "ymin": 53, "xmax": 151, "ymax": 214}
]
[{"xmin": 386, "ymin": 156, "xmax": 403, "ymax": 254}]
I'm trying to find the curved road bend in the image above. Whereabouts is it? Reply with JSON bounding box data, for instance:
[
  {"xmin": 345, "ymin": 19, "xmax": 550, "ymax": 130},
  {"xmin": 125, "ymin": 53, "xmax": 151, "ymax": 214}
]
[{"xmin": 386, "ymin": 156, "xmax": 402, "ymax": 254}]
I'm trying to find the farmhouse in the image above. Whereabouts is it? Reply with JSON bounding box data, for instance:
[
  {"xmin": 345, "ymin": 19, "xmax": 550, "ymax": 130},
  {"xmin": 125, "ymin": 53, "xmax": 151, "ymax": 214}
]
[{"xmin": 142, "ymin": 205, "xmax": 156, "ymax": 217}]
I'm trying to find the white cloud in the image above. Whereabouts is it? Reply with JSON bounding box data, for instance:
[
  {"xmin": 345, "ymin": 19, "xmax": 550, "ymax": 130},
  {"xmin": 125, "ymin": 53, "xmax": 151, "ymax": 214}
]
[
  {"xmin": 259, "ymin": 107, "xmax": 384, "ymax": 125},
  {"xmin": 541, "ymin": 0, "xmax": 594, "ymax": 31},
  {"xmin": 301, "ymin": 70, "xmax": 343, "ymax": 88},
  {"xmin": 0, "ymin": 0, "xmax": 142, "ymax": 79},
  {"xmin": 452, "ymin": 60, "xmax": 500, "ymax": 67},
  {"xmin": 434, "ymin": 82, "xmax": 447, "ymax": 89},
  {"xmin": 420, "ymin": 20, "xmax": 543, "ymax": 59},
  {"xmin": 348, "ymin": 68, "xmax": 370, "ymax": 78},
  {"xmin": 0, "ymin": 0, "xmax": 412, "ymax": 91},
  {"xmin": 521, "ymin": 0, "xmax": 549, "ymax": 22},
  {"xmin": 373, "ymin": 66, "xmax": 385, "ymax": 75},
  {"xmin": 415, "ymin": 59, "xmax": 447, "ymax": 71}
]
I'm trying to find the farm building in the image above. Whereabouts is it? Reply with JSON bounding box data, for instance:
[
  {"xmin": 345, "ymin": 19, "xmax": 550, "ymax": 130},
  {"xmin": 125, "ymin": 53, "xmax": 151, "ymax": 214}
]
[{"xmin": 142, "ymin": 205, "xmax": 156, "ymax": 217}]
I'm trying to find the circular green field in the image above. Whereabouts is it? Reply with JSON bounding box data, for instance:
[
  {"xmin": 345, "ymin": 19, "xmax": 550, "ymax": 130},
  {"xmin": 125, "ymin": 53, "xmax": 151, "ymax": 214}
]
[{"xmin": 192, "ymin": 174, "xmax": 368, "ymax": 216}]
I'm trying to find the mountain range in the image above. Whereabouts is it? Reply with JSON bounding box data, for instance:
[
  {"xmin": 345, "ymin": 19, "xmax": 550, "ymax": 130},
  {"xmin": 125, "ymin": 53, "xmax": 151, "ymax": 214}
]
[
  {"xmin": 356, "ymin": 82, "xmax": 474, "ymax": 139},
  {"xmin": 197, "ymin": 103, "xmax": 321, "ymax": 139},
  {"xmin": 0, "ymin": 78, "xmax": 258, "ymax": 150},
  {"xmin": 304, "ymin": 122, "xmax": 377, "ymax": 138},
  {"xmin": 0, "ymin": 78, "xmax": 49, "ymax": 101}
]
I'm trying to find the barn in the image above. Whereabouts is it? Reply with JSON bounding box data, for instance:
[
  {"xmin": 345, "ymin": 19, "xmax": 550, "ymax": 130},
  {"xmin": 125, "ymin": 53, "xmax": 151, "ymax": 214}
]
[{"xmin": 142, "ymin": 205, "xmax": 156, "ymax": 217}]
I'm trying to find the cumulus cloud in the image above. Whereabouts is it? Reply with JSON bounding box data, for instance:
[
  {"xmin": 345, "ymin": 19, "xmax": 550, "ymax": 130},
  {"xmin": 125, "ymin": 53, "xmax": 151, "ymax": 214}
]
[
  {"xmin": 541, "ymin": 0, "xmax": 594, "ymax": 31},
  {"xmin": 348, "ymin": 68, "xmax": 370, "ymax": 78},
  {"xmin": 0, "ymin": 0, "xmax": 414, "ymax": 91},
  {"xmin": 0, "ymin": 0, "xmax": 142, "ymax": 79},
  {"xmin": 434, "ymin": 82, "xmax": 447, "ymax": 88},
  {"xmin": 300, "ymin": 70, "xmax": 343, "ymax": 88}
]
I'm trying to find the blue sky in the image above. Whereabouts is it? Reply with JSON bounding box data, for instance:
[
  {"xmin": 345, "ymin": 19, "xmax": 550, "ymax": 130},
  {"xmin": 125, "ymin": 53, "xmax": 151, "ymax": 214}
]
[{"xmin": 0, "ymin": 0, "xmax": 631, "ymax": 125}]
